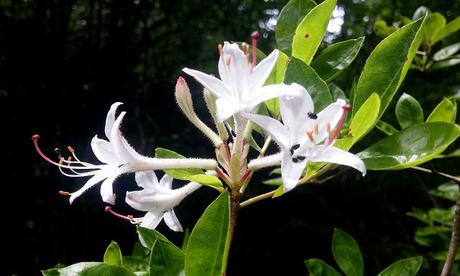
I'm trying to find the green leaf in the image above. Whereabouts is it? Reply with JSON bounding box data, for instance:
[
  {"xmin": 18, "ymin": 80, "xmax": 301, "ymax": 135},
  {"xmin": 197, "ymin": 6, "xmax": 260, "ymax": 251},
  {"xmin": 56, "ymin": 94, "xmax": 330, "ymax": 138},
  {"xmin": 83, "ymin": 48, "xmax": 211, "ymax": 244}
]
[
  {"xmin": 149, "ymin": 238, "xmax": 185, "ymax": 276},
  {"xmin": 428, "ymin": 206, "xmax": 455, "ymax": 225},
  {"xmin": 137, "ymin": 226, "xmax": 170, "ymax": 249},
  {"xmin": 427, "ymin": 98, "xmax": 457, "ymax": 123},
  {"xmin": 395, "ymin": 93, "xmax": 424, "ymax": 129},
  {"xmin": 81, "ymin": 263, "xmax": 136, "ymax": 276},
  {"xmin": 407, "ymin": 208, "xmax": 430, "ymax": 224},
  {"xmin": 265, "ymin": 51, "xmax": 289, "ymax": 117},
  {"xmin": 429, "ymin": 181, "xmax": 459, "ymax": 201},
  {"xmin": 185, "ymin": 192, "xmax": 231, "ymax": 276},
  {"xmin": 305, "ymin": 259, "xmax": 341, "ymax": 276},
  {"xmin": 155, "ymin": 148, "xmax": 222, "ymax": 188},
  {"xmin": 358, "ymin": 122, "xmax": 460, "ymax": 170},
  {"xmin": 103, "ymin": 241, "xmax": 123, "ymax": 266},
  {"xmin": 433, "ymin": 16, "xmax": 460, "ymax": 44},
  {"xmin": 292, "ymin": 0, "xmax": 336, "ymax": 64},
  {"xmin": 352, "ymin": 17, "xmax": 425, "ymax": 119},
  {"xmin": 412, "ymin": 6, "xmax": 430, "ymax": 21},
  {"xmin": 329, "ymin": 83, "xmax": 348, "ymax": 102},
  {"xmin": 376, "ymin": 120, "xmax": 398, "ymax": 136},
  {"xmin": 414, "ymin": 226, "xmax": 451, "ymax": 247},
  {"xmin": 123, "ymin": 256, "xmax": 149, "ymax": 274},
  {"xmin": 422, "ymin": 12, "xmax": 446, "ymax": 46},
  {"xmin": 332, "ymin": 228, "xmax": 363, "ymax": 276},
  {"xmin": 275, "ymin": 0, "xmax": 317, "ymax": 55},
  {"xmin": 131, "ymin": 242, "xmax": 147, "ymax": 257},
  {"xmin": 311, "ymin": 37, "xmax": 365, "ymax": 82},
  {"xmin": 429, "ymin": 55, "xmax": 460, "ymax": 70},
  {"xmin": 433, "ymin": 42, "xmax": 460, "ymax": 61},
  {"xmin": 374, "ymin": 20, "xmax": 397, "ymax": 38},
  {"xmin": 284, "ymin": 57, "xmax": 332, "ymax": 110},
  {"xmin": 377, "ymin": 256, "xmax": 423, "ymax": 276},
  {"xmin": 42, "ymin": 263, "xmax": 100, "ymax": 276},
  {"xmin": 350, "ymin": 93, "xmax": 380, "ymax": 143},
  {"xmin": 263, "ymin": 177, "xmax": 283, "ymax": 186}
]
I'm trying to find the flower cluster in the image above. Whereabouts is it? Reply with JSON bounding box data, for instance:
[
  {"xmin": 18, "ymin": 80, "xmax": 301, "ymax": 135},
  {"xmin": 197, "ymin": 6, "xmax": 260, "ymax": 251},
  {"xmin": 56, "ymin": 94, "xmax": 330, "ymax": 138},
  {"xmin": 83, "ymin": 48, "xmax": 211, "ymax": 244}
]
[{"xmin": 33, "ymin": 37, "xmax": 365, "ymax": 240}]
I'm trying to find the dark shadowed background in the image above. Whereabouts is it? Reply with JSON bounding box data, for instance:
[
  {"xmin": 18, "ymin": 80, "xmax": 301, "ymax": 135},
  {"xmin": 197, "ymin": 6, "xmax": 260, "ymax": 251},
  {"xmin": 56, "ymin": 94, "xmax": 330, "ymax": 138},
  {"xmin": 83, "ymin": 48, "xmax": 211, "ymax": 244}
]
[{"xmin": 1, "ymin": 0, "xmax": 459, "ymax": 275}]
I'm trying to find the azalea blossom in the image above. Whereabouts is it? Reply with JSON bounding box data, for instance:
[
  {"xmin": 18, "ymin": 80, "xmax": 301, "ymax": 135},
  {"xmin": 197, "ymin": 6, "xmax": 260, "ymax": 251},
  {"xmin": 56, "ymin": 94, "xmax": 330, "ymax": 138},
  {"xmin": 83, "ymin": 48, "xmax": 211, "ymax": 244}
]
[
  {"xmin": 33, "ymin": 102, "xmax": 217, "ymax": 204},
  {"xmin": 183, "ymin": 42, "xmax": 298, "ymax": 122},
  {"xmin": 125, "ymin": 171, "xmax": 201, "ymax": 233},
  {"xmin": 244, "ymin": 84, "xmax": 366, "ymax": 193}
]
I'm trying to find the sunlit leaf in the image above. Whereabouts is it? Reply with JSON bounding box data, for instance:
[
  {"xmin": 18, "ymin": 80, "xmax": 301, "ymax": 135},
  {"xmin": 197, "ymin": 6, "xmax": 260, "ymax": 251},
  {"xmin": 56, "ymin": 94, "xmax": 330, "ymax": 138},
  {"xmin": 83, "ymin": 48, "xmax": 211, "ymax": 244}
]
[
  {"xmin": 103, "ymin": 241, "xmax": 123, "ymax": 266},
  {"xmin": 426, "ymin": 98, "xmax": 457, "ymax": 123},
  {"xmin": 433, "ymin": 42, "xmax": 460, "ymax": 61},
  {"xmin": 433, "ymin": 16, "xmax": 460, "ymax": 44},
  {"xmin": 265, "ymin": 51, "xmax": 289, "ymax": 117},
  {"xmin": 430, "ymin": 181, "xmax": 459, "ymax": 201},
  {"xmin": 422, "ymin": 12, "xmax": 445, "ymax": 46},
  {"xmin": 429, "ymin": 55, "xmax": 460, "ymax": 70},
  {"xmin": 350, "ymin": 93, "xmax": 380, "ymax": 143},
  {"xmin": 376, "ymin": 120, "xmax": 398, "ymax": 136},
  {"xmin": 395, "ymin": 93, "xmax": 424, "ymax": 129}
]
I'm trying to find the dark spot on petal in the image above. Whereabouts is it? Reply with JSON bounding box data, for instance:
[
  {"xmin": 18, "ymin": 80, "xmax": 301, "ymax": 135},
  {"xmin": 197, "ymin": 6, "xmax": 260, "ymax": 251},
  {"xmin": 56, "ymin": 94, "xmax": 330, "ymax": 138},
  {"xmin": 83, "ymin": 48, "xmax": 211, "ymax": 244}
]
[
  {"xmin": 296, "ymin": 155, "xmax": 306, "ymax": 161},
  {"xmin": 292, "ymin": 157, "xmax": 299, "ymax": 163},
  {"xmin": 290, "ymin": 144, "xmax": 300, "ymax": 151}
]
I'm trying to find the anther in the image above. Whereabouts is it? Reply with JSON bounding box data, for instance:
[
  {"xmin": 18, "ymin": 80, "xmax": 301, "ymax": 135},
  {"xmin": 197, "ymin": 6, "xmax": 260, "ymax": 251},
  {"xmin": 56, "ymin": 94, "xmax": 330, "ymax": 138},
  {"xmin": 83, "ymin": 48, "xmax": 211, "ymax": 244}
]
[
  {"xmin": 307, "ymin": 112, "xmax": 317, "ymax": 119},
  {"xmin": 226, "ymin": 56, "xmax": 232, "ymax": 66},
  {"xmin": 67, "ymin": 146, "xmax": 75, "ymax": 153},
  {"xmin": 59, "ymin": 190, "xmax": 70, "ymax": 196},
  {"xmin": 307, "ymin": 131, "xmax": 314, "ymax": 141},
  {"xmin": 296, "ymin": 155, "xmax": 306, "ymax": 161},
  {"xmin": 217, "ymin": 43, "xmax": 223, "ymax": 55},
  {"xmin": 292, "ymin": 157, "xmax": 299, "ymax": 163},
  {"xmin": 54, "ymin": 147, "xmax": 61, "ymax": 155},
  {"xmin": 290, "ymin": 144, "xmax": 300, "ymax": 155},
  {"xmin": 251, "ymin": 31, "xmax": 260, "ymax": 71}
]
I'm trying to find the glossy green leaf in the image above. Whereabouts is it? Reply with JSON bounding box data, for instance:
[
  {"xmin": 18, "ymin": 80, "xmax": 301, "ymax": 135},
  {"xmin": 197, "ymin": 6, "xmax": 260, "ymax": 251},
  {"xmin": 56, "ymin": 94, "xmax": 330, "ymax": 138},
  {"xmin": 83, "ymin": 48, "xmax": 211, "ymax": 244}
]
[
  {"xmin": 429, "ymin": 55, "xmax": 460, "ymax": 70},
  {"xmin": 123, "ymin": 256, "xmax": 148, "ymax": 274},
  {"xmin": 433, "ymin": 16, "xmax": 460, "ymax": 44},
  {"xmin": 377, "ymin": 256, "xmax": 423, "ymax": 276},
  {"xmin": 374, "ymin": 20, "xmax": 397, "ymax": 38},
  {"xmin": 427, "ymin": 98, "xmax": 457, "ymax": 123},
  {"xmin": 430, "ymin": 181, "xmax": 459, "ymax": 201},
  {"xmin": 395, "ymin": 93, "xmax": 424, "ymax": 129},
  {"xmin": 284, "ymin": 57, "xmax": 332, "ymax": 110},
  {"xmin": 422, "ymin": 12, "xmax": 445, "ymax": 46},
  {"xmin": 155, "ymin": 148, "xmax": 222, "ymax": 188},
  {"xmin": 292, "ymin": 0, "xmax": 336, "ymax": 64},
  {"xmin": 149, "ymin": 237, "xmax": 185, "ymax": 276},
  {"xmin": 42, "ymin": 262, "xmax": 100, "ymax": 276},
  {"xmin": 332, "ymin": 228, "xmax": 363, "ymax": 276},
  {"xmin": 414, "ymin": 226, "xmax": 450, "ymax": 247},
  {"xmin": 275, "ymin": 0, "xmax": 317, "ymax": 54},
  {"xmin": 433, "ymin": 42, "xmax": 460, "ymax": 61},
  {"xmin": 428, "ymin": 206, "xmax": 455, "ymax": 225},
  {"xmin": 376, "ymin": 120, "xmax": 398, "ymax": 136},
  {"xmin": 265, "ymin": 51, "xmax": 289, "ymax": 117},
  {"xmin": 311, "ymin": 37, "xmax": 365, "ymax": 82},
  {"xmin": 80, "ymin": 263, "xmax": 136, "ymax": 276},
  {"xmin": 352, "ymin": 18, "xmax": 425, "ymax": 118},
  {"xmin": 185, "ymin": 192, "xmax": 230, "ymax": 276},
  {"xmin": 137, "ymin": 226, "xmax": 170, "ymax": 249},
  {"xmin": 329, "ymin": 83, "xmax": 347, "ymax": 102},
  {"xmin": 350, "ymin": 93, "xmax": 380, "ymax": 143},
  {"xmin": 305, "ymin": 259, "xmax": 341, "ymax": 276},
  {"xmin": 358, "ymin": 122, "xmax": 460, "ymax": 170},
  {"xmin": 263, "ymin": 177, "xmax": 282, "ymax": 186},
  {"xmin": 412, "ymin": 6, "xmax": 430, "ymax": 21},
  {"xmin": 103, "ymin": 241, "xmax": 123, "ymax": 266}
]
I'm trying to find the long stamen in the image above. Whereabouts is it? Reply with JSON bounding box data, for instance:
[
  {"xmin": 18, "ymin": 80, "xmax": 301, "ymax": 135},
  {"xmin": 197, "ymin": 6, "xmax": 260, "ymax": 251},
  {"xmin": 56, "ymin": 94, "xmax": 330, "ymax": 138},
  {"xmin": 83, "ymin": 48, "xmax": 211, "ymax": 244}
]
[
  {"xmin": 326, "ymin": 104, "xmax": 351, "ymax": 146},
  {"xmin": 105, "ymin": 206, "xmax": 134, "ymax": 222},
  {"xmin": 251, "ymin": 31, "xmax": 260, "ymax": 72}
]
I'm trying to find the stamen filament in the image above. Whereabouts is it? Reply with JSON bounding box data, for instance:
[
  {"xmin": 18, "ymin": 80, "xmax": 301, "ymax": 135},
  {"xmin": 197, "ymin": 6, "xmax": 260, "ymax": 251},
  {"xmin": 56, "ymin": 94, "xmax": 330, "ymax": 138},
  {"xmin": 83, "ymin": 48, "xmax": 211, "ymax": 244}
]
[
  {"xmin": 251, "ymin": 31, "xmax": 260, "ymax": 72},
  {"xmin": 326, "ymin": 104, "xmax": 351, "ymax": 146}
]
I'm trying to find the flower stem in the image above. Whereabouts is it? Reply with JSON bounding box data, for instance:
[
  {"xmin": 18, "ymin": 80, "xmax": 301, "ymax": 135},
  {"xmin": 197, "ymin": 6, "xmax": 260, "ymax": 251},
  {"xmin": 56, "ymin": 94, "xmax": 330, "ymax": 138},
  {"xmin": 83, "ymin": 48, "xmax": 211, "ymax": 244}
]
[
  {"xmin": 223, "ymin": 191, "xmax": 241, "ymax": 276},
  {"xmin": 441, "ymin": 193, "xmax": 460, "ymax": 276}
]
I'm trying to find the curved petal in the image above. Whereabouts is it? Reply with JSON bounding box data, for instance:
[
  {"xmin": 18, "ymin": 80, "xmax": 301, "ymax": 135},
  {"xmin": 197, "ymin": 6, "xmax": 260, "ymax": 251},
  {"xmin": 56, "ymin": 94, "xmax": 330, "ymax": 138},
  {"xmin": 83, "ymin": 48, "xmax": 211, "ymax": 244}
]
[
  {"xmin": 310, "ymin": 146, "xmax": 366, "ymax": 175},
  {"xmin": 125, "ymin": 190, "xmax": 156, "ymax": 212},
  {"xmin": 314, "ymin": 99, "xmax": 347, "ymax": 143},
  {"xmin": 183, "ymin": 68, "xmax": 231, "ymax": 100},
  {"xmin": 100, "ymin": 174, "xmax": 119, "ymax": 205},
  {"xmin": 164, "ymin": 209, "xmax": 183, "ymax": 232},
  {"xmin": 159, "ymin": 174, "xmax": 173, "ymax": 189},
  {"xmin": 69, "ymin": 168, "xmax": 115, "ymax": 204},
  {"xmin": 135, "ymin": 171, "xmax": 158, "ymax": 190},
  {"xmin": 241, "ymin": 112, "xmax": 289, "ymax": 148},
  {"xmin": 105, "ymin": 102, "xmax": 123, "ymax": 138},
  {"xmin": 246, "ymin": 83, "xmax": 302, "ymax": 110},
  {"xmin": 248, "ymin": 49, "xmax": 279, "ymax": 92},
  {"xmin": 281, "ymin": 151, "xmax": 307, "ymax": 193},
  {"xmin": 140, "ymin": 211, "xmax": 165, "ymax": 230},
  {"xmin": 218, "ymin": 42, "xmax": 249, "ymax": 95},
  {"xmin": 215, "ymin": 97, "xmax": 237, "ymax": 122},
  {"xmin": 91, "ymin": 135, "xmax": 119, "ymax": 164},
  {"xmin": 110, "ymin": 112, "xmax": 144, "ymax": 163}
]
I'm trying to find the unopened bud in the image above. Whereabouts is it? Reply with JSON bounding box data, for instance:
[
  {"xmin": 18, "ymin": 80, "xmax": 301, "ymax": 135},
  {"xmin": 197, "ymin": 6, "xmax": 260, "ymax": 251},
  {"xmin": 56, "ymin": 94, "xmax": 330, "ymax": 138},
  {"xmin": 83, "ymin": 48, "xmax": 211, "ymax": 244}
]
[{"xmin": 203, "ymin": 88, "xmax": 228, "ymax": 139}]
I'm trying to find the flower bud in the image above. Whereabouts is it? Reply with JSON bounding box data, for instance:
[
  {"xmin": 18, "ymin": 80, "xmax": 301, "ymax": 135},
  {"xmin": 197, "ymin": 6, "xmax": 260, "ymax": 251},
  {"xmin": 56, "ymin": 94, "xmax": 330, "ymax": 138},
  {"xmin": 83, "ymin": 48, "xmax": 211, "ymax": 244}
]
[{"xmin": 203, "ymin": 88, "xmax": 228, "ymax": 139}]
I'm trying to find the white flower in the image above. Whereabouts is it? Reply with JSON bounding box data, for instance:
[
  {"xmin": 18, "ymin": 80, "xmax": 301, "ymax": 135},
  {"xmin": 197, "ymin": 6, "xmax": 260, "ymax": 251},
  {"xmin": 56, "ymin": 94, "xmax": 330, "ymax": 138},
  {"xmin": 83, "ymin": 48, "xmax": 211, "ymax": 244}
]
[
  {"xmin": 126, "ymin": 171, "xmax": 201, "ymax": 232},
  {"xmin": 33, "ymin": 103, "xmax": 217, "ymax": 205},
  {"xmin": 183, "ymin": 42, "xmax": 297, "ymax": 122},
  {"xmin": 245, "ymin": 84, "xmax": 366, "ymax": 193}
]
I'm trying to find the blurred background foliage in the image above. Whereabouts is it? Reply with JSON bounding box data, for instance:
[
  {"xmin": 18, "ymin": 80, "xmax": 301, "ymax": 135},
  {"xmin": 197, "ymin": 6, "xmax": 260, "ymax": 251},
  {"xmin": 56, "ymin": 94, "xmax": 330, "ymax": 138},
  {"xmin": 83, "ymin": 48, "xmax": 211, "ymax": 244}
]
[{"xmin": 1, "ymin": 0, "xmax": 459, "ymax": 275}]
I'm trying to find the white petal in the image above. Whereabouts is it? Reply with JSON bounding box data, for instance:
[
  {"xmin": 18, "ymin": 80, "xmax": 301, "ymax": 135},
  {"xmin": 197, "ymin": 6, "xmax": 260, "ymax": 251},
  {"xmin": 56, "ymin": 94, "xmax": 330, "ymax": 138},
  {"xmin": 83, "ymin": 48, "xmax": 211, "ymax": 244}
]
[
  {"xmin": 281, "ymin": 151, "xmax": 307, "ymax": 193},
  {"xmin": 310, "ymin": 146, "xmax": 366, "ymax": 175},
  {"xmin": 105, "ymin": 102, "xmax": 123, "ymax": 138},
  {"xmin": 279, "ymin": 84, "xmax": 315, "ymax": 143},
  {"xmin": 218, "ymin": 42, "xmax": 249, "ymax": 95},
  {"xmin": 164, "ymin": 209, "xmax": 183, "ymax": 232},
  {"xmin": 248, "ymin": 50, "xmax": 279, "ymax": 92},
  {"xmin": 100, "ymin": 174, "xmax": 118, "ymax": 205},
  {"xmin": 125, "ymin": 190, "xmax": 157, "ymax": 212},
  {"xmin": 135, "ymin": 171, "xmax": 158, "ymax": 190},
  {"xmin": 109, "ymin": 112, "xmax": 144, "ymax": 163},
  {"xmin": 215, "ymin": 97, "xmax": 237, "ymax": 122},
  {"xmin": 314, "ymin": 99, "xmax": 347, "ymax": 143},
  {"xmin": 69, "ymin": 168, "xmax": 115, "ymax": 204},
  {"xmin": 183, "ymin": 68, "xmax": 231, "ymax": 100},
  {"xmin": 241, "ymin": 112, "xmax": 289, "ymax": 148},
  {"xmin": 90, "ymin": 135, "xmax": 119, "ymax": 164},
  {"xmin": 159, "ymin": 174, "xmax": 173, "ymax": 189},
  {"xmin": 140, "ymin": 211, "xmax": 165, "ymax": 230},
  {"xmin": 246, "ymin": 83, "xmax": 303, "ymax": 110}
]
